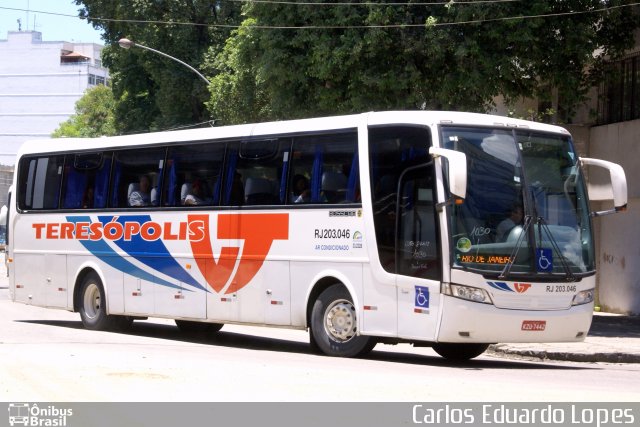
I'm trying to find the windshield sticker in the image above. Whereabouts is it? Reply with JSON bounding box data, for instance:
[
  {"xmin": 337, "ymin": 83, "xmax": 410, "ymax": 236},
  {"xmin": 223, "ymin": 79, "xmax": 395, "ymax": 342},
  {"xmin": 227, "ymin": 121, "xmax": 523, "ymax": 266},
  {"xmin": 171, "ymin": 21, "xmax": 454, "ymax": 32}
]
[
  {"xmin": 536, "ymin": 248, "xmax": 553, "ymax": 272},
  {"xmin": 456, "ymin": 237, "xmax": 472, "ymax": 253}
]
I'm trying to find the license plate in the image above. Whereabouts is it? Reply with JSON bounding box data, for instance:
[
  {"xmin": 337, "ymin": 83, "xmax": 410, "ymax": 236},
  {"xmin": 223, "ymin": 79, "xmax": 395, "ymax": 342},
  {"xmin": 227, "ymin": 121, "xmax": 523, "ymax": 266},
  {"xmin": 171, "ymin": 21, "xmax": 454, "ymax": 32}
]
[{"xmin": 521, "ymin": 320, "xmax": 546, "ymax": 331}]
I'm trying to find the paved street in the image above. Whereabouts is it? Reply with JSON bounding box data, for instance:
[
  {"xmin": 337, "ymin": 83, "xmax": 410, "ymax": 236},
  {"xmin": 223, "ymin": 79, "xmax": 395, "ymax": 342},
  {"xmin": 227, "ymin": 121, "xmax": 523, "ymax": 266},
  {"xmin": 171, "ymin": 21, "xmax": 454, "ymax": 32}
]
[{"xmin": 1, "ymin": 252, "xmax": 640, "ymax": 402}]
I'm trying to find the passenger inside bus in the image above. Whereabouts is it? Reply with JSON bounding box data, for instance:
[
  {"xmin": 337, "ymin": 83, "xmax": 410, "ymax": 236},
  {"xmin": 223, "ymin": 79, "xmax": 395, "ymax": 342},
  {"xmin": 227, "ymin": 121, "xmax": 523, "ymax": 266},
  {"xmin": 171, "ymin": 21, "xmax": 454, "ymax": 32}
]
[
  {"xmin": 291, "ymin": 174, "xmax": 310, "ymax": 203},
  {"xmin": 496, "ymin": 204, "xmax": 524, "ymax": 241},
  {"xmin": 182, "ymin": 179, "xmax": 206, "ymax": 206},
  {"xmin": 128, "ymin": 175, "xmax": 151, "ymax": 207}
]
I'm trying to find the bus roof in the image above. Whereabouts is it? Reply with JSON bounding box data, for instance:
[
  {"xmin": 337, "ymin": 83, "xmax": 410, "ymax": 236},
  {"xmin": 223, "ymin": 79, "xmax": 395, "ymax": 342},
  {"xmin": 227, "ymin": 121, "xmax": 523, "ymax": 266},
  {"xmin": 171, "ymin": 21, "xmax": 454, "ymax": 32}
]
[{"xmin": 16, "ymin": 110, "xmax": 570, "ymax": 158}]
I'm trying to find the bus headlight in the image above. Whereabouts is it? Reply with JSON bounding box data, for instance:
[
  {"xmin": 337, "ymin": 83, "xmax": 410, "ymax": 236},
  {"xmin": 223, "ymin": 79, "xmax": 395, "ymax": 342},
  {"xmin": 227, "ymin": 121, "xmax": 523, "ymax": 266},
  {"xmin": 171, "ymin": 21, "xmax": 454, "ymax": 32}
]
[
  {"xmin": 443, "ymin": 283, "xmax": 493, "ymax": 304},
  {"xmin": 572, "ymin": 289, "xmax": 595, "ymax": 306}
]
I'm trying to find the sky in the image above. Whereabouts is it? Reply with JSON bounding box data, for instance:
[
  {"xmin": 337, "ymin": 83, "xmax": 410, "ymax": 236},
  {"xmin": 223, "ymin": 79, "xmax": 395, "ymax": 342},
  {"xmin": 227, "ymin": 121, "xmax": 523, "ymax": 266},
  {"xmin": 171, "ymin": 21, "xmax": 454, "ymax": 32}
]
[{"xmin": 0, "ymin": 0, "xmax": 104, "ymax": 44}]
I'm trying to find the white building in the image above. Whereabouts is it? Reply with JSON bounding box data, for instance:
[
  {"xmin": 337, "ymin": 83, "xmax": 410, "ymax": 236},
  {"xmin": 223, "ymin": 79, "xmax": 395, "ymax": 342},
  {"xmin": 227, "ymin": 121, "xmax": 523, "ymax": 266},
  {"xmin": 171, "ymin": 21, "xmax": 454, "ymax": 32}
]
[{"xmin": 0, "ymin": 31, "xmax": 109, "ymax": 166}]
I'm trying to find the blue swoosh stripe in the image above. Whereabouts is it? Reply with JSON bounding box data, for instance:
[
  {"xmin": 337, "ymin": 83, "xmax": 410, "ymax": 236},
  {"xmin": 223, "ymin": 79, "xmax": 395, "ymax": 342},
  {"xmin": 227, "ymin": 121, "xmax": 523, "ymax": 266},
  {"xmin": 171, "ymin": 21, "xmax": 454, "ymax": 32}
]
[
  {"xmin": 66, "ymin": 216, "xmax": 184, "ymax": 291},
  {"xmin": 98, "ymin": 215, "xmax": 207, "ymax": 292},
  {"xmin": 487, "ymin": 281, "xmax": 514, "ymax": 292}
]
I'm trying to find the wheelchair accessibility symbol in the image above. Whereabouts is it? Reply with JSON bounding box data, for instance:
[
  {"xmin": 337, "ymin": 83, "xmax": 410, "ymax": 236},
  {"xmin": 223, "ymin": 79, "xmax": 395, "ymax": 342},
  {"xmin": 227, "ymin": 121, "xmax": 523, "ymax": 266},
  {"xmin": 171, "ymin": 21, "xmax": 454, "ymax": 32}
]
[
  {"xmin": 415, "ymin": 286, "xmax": 430, "ymax": 309},
  {"xmin": 536, "ymin": 248, "xmax": 553, "ymax": 272}
]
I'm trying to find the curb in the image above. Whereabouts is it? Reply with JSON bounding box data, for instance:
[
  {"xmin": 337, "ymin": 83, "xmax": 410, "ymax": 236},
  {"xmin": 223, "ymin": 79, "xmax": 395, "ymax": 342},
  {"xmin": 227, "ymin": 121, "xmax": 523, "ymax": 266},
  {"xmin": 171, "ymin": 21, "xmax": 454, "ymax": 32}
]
[{"xmin": 487, "ymin": 344, "xmax": 640, "ymax": 364}]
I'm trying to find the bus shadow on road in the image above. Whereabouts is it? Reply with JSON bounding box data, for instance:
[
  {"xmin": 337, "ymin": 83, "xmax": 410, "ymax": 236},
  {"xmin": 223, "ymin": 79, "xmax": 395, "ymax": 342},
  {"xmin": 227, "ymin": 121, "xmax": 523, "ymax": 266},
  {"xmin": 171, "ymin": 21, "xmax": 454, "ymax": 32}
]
[{"xmin": 17, "ymin": 319, "xmax": 592, "ymax": 371}]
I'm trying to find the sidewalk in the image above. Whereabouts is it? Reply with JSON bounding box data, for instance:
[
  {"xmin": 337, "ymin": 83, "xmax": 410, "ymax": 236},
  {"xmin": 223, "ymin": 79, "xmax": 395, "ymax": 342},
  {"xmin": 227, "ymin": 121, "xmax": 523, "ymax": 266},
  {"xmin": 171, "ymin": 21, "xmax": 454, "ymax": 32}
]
[{"xmin": 488, "ymin": 312, "xmax": 640, "ymax": 363}]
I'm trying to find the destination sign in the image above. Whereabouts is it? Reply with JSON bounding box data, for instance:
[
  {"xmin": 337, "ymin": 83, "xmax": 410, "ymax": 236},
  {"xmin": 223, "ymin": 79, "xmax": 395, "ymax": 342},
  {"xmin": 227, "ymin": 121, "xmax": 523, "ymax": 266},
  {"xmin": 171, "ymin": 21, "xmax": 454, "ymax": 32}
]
[{"xmin": 458, "ymin": 254, "xmax": 513, "ymax": 265}]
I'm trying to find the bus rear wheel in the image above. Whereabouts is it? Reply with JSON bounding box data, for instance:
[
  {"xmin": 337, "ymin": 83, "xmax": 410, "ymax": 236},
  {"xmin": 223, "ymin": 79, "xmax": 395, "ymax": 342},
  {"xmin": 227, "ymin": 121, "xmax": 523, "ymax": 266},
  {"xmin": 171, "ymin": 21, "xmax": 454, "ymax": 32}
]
[
  {"xmin": 432, "ymin": 343, "xmax": 490, "ymax": 361},
  {"xmin": 79, "ymin": 272, "xmax": 131, "ymax": 331},
  {"xmin": 310, "ymin": 284, "xmax": 376, "ymax": 358}
]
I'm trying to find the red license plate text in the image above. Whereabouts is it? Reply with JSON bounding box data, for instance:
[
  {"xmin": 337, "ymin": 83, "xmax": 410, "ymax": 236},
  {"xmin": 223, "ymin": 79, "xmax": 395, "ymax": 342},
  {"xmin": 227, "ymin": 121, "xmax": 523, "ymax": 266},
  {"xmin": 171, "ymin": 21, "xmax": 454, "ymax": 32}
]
[{"xmin": 522, "ymin": 320, "xmax": 546, "ymax": 331}]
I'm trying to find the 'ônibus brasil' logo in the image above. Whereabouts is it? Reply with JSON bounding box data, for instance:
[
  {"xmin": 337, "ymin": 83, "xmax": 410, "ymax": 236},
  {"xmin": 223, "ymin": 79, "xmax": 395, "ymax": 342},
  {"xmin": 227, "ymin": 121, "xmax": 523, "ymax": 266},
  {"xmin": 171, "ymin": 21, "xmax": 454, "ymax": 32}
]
[
  {"xmin": 487, "ymin": 281, "xmax": 532, "ymax": 293},
  {"xmin": 32, "ymin": 213, "xmax": 289, "ymax": 294}
]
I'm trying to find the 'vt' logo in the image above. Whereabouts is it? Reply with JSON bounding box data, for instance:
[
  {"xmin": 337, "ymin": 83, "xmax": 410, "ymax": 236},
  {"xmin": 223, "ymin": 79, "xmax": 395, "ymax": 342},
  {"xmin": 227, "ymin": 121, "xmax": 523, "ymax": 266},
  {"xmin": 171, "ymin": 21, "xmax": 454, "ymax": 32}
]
[
  {"xmin": 188, "ymin": 213, "xmax": 289, "ymax": 294},
  {"xmin": 514, "ymin": 283, "xmax": 532, "ymax": 293}
]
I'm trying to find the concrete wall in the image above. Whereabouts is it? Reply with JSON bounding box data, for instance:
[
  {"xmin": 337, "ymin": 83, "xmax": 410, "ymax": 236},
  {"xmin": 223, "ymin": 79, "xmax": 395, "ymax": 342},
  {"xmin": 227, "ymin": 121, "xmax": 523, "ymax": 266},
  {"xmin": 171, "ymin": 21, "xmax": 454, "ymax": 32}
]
[{"xmin": 589, "ymin": 119, "xmax": 640, "ymax": 314}]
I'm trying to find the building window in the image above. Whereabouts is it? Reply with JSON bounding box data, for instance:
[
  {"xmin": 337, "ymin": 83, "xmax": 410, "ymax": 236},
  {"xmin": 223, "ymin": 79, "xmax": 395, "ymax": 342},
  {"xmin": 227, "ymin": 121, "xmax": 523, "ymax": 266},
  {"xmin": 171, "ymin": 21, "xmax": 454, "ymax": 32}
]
[
  {"xmin": 598, "ymin": 52, "xmax": 640, "ymax": 125},
  {"xmin": 88, "ymin": 74, "xmax": 96, "ymax": 85}
]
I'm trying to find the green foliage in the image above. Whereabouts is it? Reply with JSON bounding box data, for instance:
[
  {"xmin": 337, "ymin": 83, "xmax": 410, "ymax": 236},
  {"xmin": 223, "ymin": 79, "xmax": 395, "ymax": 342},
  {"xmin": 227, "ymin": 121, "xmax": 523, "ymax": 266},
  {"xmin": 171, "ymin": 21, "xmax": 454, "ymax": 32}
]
[
  {"xmin": 205, "ymin": 0, "xmax": 640, "ymax": 124},
  {"xmin": 74, "ymin": 1, "xmax": 640, "ymax": 127},
  {"xmin": 507, "ymin": 108, "xmax": 557, "ymax": 124},
  {"xmin": 76, "ymin": 0, "xmax": 242, "ymax": 133},
  {"xmin": 52, "ymin": 85, "xmax": 116, "ymax": 138},
  {"xmin": 205, "ymin": 19, "xmax": 271, "ymax": 125}
]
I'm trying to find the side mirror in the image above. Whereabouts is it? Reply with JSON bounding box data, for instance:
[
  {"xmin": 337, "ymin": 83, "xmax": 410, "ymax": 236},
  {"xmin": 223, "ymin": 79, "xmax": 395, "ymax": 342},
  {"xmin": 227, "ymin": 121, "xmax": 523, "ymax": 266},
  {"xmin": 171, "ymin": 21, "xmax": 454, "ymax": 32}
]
[
  {"xmin": 429, "ymin": 147, "xmax": 467, "ymax": 199},
  {"xmin": 580, "ymin": 157, "xmax": 627, "ymax": 215}
]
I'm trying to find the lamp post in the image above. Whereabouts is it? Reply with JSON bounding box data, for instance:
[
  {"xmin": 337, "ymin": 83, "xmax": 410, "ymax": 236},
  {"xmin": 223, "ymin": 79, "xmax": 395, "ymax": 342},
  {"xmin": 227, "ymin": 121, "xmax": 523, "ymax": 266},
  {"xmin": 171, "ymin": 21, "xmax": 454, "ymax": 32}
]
[{"xmin": 117, "ymin": 38, "xmax": 209, "ymax": 85}]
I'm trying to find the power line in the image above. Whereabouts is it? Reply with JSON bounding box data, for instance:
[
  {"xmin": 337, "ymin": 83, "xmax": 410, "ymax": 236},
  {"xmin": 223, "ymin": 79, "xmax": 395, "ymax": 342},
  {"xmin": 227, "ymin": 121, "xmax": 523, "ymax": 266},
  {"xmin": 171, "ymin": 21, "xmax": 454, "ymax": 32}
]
[
  {"xmin": 0, "ymin": 3, "xmax": 638, "ymax": 30},
  {"xmin": 162, "ymin": 120, "xmax": 216, "ymax": 131},
  {"xmin": 225, "ymin": 0, "xmax": 521, "ymax": 5}
]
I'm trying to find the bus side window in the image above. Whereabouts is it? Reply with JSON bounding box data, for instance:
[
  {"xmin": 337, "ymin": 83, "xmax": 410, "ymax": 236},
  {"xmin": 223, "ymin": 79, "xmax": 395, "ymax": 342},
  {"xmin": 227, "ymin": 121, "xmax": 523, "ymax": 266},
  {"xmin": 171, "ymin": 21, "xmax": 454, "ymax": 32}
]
[
  {"xmin": 112, "ymin": 148, "xmax": 166, "ymax": 208},
  {"xmin": 289, "ymin": 131, "xmax": 358, "ymax": 205},
  {"xmin": 227, "ymin": 138, "xmax": 290, "ymax": 207},
  {"xmin": 165, "ymin": 143, "xmax": 224, "ymax": 207},
  {"xmin": 61, "ymin": 152, "xmax": 111, "ymax": 210},
  {"xmin": 17, "ymin": 155, "xmax": 64, "ymax": 210}
]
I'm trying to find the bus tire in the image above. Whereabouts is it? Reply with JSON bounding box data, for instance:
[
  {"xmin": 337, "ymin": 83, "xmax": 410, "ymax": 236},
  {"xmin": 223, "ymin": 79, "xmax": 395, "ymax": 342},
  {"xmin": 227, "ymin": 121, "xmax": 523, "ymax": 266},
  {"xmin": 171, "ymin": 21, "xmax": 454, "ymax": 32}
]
[
  {"xmin": 78, "ymin": 272, "xmax": 119, "ymax": 331},
  {"xmin": 432, "ymin": 343, "xmax": 489, "ymax": 361},
  {"xmin": 175, "ymin": 320, "xmax": 223, "ymax": 335},
  {"xmin": 308, "ymin": 333, "xmax": 322, "ymax": 354},
  {"xmin": 310, "ymin": 284, "xmax": 376, "ymax": 358}
]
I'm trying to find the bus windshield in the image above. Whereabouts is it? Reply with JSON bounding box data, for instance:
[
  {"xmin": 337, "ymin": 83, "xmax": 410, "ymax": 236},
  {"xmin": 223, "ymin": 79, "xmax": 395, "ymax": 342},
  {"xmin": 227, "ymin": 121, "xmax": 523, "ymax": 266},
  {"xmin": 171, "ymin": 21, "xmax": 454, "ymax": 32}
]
[{"xmin": 443, "ymin": 126, "xmax": 594, "ymax": 279}]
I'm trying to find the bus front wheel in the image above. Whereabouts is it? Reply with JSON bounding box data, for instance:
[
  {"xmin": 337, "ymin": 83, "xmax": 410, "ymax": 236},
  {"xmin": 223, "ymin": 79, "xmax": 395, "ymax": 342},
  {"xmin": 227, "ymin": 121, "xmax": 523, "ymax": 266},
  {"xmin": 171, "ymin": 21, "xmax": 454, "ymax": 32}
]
[
  {"xmin": 432, "ymin": 343, "xmax": 490, "ymax": 361},
  {"xmin": 310, "ymin": 284, "xmax": 376, "ymax": 358},
  {"xmin": 79, "ymin": 272, "xmax": 131, "ymax": 331}
]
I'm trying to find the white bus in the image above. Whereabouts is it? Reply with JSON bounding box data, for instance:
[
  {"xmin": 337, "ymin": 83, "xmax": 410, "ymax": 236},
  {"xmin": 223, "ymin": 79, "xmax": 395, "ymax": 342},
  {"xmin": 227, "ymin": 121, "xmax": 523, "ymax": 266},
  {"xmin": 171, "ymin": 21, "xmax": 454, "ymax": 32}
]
[{"xmin": 6, "ymin": 111, "xmax": 627, "ymax": 360}]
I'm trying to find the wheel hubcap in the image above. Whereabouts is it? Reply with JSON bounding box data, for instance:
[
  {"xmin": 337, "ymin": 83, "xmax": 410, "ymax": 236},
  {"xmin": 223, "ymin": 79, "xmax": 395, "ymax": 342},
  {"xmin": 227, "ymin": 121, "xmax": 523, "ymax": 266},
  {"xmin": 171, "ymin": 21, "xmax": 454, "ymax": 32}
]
[
  {"xmin": 83, "ymin": 283, "xmax": 101, "ymax": 320},
  {"xmin": 324, "ymin": 299, "xmax": 356, "ymax": 342}
]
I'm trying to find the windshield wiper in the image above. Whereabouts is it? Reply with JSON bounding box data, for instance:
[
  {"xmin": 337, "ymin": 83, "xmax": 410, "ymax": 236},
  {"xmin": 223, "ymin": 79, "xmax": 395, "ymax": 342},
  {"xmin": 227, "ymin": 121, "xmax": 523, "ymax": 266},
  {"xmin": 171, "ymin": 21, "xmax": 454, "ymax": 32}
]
[
  {"xmin": 498, "ymin": 214, "xmax": 577, "ymax": 281},
  {"xmin": 498, "ymin": 214, "xmax": 533, "ymax": 280}
]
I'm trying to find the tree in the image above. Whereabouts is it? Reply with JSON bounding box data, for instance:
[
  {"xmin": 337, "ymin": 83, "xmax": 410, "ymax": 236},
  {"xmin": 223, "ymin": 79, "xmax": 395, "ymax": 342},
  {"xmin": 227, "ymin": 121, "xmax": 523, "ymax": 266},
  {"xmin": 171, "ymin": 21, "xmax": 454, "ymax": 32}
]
[
  {"xmin": 205, "ymin": 1, "xmax": 640, "ymax": 124},
  {"xmin": 205, "ymin": 19, "xmax": 271, "ymax": 125},
  {"xmin": 75, "ymin": 0, "xmax": 242, "ymax": 133},
  {"xmin": 52, "ymin": 85, "xmax": 116, "ymax": 138}
]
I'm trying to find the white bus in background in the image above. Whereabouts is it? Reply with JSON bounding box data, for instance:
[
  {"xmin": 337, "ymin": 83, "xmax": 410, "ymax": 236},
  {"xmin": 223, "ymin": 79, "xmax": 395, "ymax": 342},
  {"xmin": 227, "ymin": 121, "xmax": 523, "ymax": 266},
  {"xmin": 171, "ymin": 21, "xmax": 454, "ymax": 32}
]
[{"xmin": 5, "ymin": 111, "xmax": 627, "ymax": 360}]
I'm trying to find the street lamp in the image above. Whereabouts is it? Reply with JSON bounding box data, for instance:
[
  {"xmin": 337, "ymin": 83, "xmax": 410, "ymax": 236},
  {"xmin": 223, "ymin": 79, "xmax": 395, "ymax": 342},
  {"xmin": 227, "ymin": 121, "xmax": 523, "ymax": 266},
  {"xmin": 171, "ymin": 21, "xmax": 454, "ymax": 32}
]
[{"xmin": 117, "ymin": 38, "xmax": 209, "ymax": 85}]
